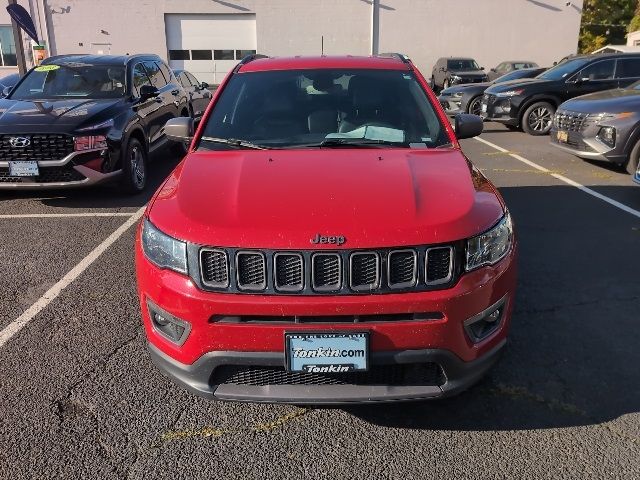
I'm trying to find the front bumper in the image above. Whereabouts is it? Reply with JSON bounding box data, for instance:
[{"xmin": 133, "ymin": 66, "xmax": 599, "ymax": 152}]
[
  {"xmin": 480, "ymin": 94, "xmax": 519, "ymax": 125},
  {"xmin": 549, "ymin": 124, "xmax": 630, "ymax": 165},
  {"xmin": 438, "ymin": 93, "xmax": 464, "ymax": 115},
  {"xmin": 148, "ymin": 338, "xmax": 506, "ymax": 404}
]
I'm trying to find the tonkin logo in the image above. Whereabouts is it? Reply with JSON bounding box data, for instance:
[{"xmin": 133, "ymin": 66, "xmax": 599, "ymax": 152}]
[
  {"xmin": 310, "ymin": 234, "xmax": 346, "ymax": 246},
  {"xmin": 9, "ymin": 137, "xmax": 31, "ymax": 148}
]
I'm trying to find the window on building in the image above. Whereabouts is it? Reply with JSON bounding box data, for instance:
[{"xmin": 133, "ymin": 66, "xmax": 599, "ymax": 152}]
[
  {"xmin": 169, "ymin": 50, "xmax": 190, "ymax": 60},
  {"xmin": 191, "ymin": 50, "xmax": 212, "ymax": 60},
  {"xmin": 0, "ymin": 26, "xmax": 17, "ymax": 66},
  {"xmin": 143, "ymin": 61, "xmax": 167, "ymax": 88},
  {"xmin": 214, "ymin": 50, "xmax": 234, "ymax": 60},
  {"xmin": 235, "ymin": 49, "xmax": 256, "ymax": 59}
]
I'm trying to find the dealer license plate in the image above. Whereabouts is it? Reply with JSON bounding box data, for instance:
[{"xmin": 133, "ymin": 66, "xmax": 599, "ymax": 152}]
[
  {"xmin": 556, "ymin": 130, "xmax": 569, "ymax": 143},
  {"xmin": 481, "ymin": 102, "xmax": 487, "ymax": 113},
  {"xmin": 285, "ymin": 332, "xmax": 369, "ymax": 372},
  {"xmin": 9, "ymin": 161, "xmax": 39, "ymax": 177}
]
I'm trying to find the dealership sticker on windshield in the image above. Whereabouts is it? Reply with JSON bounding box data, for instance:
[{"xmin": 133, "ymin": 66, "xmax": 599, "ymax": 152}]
[
  {"xmin": 34, "ymin": 65, "xmax": 60, "ymax": 72},
  {"xmin": 285, "ymin": 332, "xmax": 369, "ymax": 372}
]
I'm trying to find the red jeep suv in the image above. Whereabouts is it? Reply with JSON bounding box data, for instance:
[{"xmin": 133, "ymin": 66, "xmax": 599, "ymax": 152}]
[{"xmin": 135, "ymin": 54, "xmax": 517, "ymax": 404}]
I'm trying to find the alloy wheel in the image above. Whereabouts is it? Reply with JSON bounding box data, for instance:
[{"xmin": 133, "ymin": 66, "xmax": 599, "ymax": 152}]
[
  {"xmin": 130, "ymin": 146, "xmax": 145, "ymax": 189},
  {"xmin": 469, "ymin": 98, "xmax": 482, "ymax": 116},
  {"xmin": 528, "ymin": 107, "xmax": 552, "ymax": 132}
]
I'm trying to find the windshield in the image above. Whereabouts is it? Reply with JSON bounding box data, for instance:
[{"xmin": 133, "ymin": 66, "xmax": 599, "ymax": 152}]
[
  {"xmin": 447, "ymin": 59, "xmax": 480, "ymax": 71},
  {"xmin": 199, "ymin": 69, "xmax": 449, "ymax": 149},
  {"xmin": 495, "ymin": 69, "xmax": 538, "ymax": 83},
  {"xmin": 10, "ymin": 64, "xmax": 127, "ymax": 100},
  {"xmin": 537, "ymin": 58, "xmax": 591, "ymax": 81}
]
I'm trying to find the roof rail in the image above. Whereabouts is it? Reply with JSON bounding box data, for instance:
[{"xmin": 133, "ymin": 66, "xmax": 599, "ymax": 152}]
[
  {"xmin": 234, "ymin": 54, "xmax": 269, "ymax": 72},
  {"xmin": 377, "ymin": 52, "xmax": 411, "ymax": 65}
]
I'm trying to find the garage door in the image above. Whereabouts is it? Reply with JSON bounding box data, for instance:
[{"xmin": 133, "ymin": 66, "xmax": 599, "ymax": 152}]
[{"xmin": 165, "ymin": 13, "xmax": 257, "ymax": 85}]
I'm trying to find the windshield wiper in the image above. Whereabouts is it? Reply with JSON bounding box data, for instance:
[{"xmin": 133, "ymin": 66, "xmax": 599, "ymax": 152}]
[
  {"xmin": 317, "ymin": 138, "xmax": 406, "ymax": 148},
  {"xmin": 200, "ymin": 136, "xmax": 270, "ymax": 150}
]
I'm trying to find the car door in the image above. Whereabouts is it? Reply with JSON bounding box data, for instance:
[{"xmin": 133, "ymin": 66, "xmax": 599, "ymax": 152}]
[
  {"xmin": 566, "ymin": 59, "xmax": 617, "ymax": 99},
  {"xmin": 186, "ymin": 72, "xmax": 211, "ymax": 118},
  {"xmin": 614, "ymin": 57, "xmax": 640, "ymax": 88},
  {"xmin": 143, "ymin": 60, "xmax": 176, "ymax": 150},
  {"xmin": 131, "ymin": 62, "xmax": 157, "ymax": 144}
]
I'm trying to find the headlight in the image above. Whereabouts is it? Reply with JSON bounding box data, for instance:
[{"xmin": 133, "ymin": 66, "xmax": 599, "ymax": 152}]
[
  {"xmin": 495, "ymin": 89, "xmax": 524, "ymax": 98},
  {"xmin": 74, "ymin": 135, "xmax": 108, "ymax": 151},
  {"xmin": 466, "ymin": 213, "xmax": 513, "ymax": 271},
  {"xmin": 450, "ymin": 75, "xmax": 461, "ymax": 82},
  {"xmin": 597, "ymin": 126, "xmax": 616, "ymax": 148},
  {"xmin": 142, "ymin": 219, "xmax": 188, "ymax": 274}
]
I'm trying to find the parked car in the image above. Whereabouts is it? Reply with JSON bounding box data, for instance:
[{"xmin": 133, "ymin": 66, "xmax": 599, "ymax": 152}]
[
  {"xmin": 439, "ymin": 67, "xmax": 546, "ymax": 116},
  {"xmin": 0, "ymin": 73, "xmax": 20, "ymax": 97},
  {"xmin": 0, "ymin": 54, "xmax": 189, "ymax": 192},
  {"xmin": 482, "ymin": 53, "xmax": 640, "ymax": 135},
  {"xmin": 550, "ymin": 80, "xmax": 640, "ymax": 177},
  {"xmin": 173, "ymin": 69, "xmax": 212, "ymax": 121},
  {"xmin": 136, "ymin": 54, "xmax": 517, "ymax": 404},
  {"xmin": 431, "ymin": 57, "xmax": 488, "ymax": 91},
  {"xmin": 486, "ymin": 61, "xmax": 539, "ymax": 82}
]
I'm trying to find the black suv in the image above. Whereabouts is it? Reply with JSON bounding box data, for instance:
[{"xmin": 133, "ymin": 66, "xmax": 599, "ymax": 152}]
[
  {"xmin": 431, "ymin": 57, "xmax": 488, "ymax": 91},
  {"xmin": 482, "ymin": 53, "xmax": 640, "ymax": 135},
  {"xmin": 0, "ymin": 54, "xmax": 189, "ymax": 192}
]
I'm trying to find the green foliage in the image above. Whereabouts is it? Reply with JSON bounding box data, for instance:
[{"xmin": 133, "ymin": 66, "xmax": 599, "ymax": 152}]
[
  {"xmin": 628, "ymin": 2, "xmax": 640, "ymax": 32},
  {"xmin": 579, "ymin": 0, "xmax": 637, "ymax": 53}
]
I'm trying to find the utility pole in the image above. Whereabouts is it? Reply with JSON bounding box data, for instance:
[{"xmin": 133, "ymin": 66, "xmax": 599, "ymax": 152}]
[{"xmin": 8, "ymin": 0, "xmax": 28, "ymax": 75}]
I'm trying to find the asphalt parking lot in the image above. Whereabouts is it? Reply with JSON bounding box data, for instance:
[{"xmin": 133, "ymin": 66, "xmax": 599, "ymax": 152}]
[{"xmin": 1, "ymin": 126, "xmax": 639, "ymax": 479}]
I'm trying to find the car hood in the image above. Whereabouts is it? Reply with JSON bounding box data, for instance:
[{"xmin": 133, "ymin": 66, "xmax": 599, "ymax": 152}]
[
  {"xmin": 0, "ymin": 98, "xmax": 121, "ymax": 133},
  {"xmin": 440, "ymin": 83, "xmax": 490, "ymax": 95},
  {"xmin": 486, "ymin": 78, "xmax": 550, "ymax": 93},
  {"xmin": 149, "ymin": 149, "xmax": 505, "ymax": 249},
  {"xmin": 560, "ymin": 88, "xmax": 640, "ymax": 114},
  {"xmin": 450, "ymin": 69, "xmax": 486, "ymax": 78}
]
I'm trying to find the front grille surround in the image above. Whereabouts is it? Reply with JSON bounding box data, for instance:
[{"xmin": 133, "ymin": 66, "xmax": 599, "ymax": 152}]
[
  {"xmin": 349, "ymin": 252, "xmax": 381, "ymax": 291},
  {"xmin": 235, "ymin": 251, "xmax": 267, "ymax": 291},
  {"xmin": 200, "ymin": 248, "xmax": 229, "ymax": 288},
  {"xmin": 387, "ymin": 249, "xmax": 418, "ymax": 289},
  {"xmin": 190, "ymin": 242, "xmax": 462, "ymax": 296},
  {"xmin": 425, "ymin": 247, "xmax": 453, "ymax": 285},
  {"xmin": 273, "ymin": 252, "xmax": 304, "ymax": 292}
]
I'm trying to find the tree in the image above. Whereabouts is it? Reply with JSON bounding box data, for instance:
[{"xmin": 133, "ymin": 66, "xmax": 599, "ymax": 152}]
[
  {"xmin": 628, "ymin": 2, "xmax": 640, "ymax": 32},
  {"xmin": 579, "ymin": 0, "xmax": 637, "ymax": 53}
]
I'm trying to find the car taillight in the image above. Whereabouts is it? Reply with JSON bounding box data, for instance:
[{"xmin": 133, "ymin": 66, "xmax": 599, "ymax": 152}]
[{"xmin": 74, "ymin": 135, "xmax": 108, "ymax": 151}]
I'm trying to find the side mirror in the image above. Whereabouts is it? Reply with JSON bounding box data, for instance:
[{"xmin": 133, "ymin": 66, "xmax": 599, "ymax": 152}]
[
  {"xmin": 139, "ymin": 85, "xmax": 159, "ymax": 101},
  {"xmin": 164, "ymin": 117, "xmax": 194, "ymax": 144},
  {"xmin": 480, "ymin": 66, "xmax": 485, "ymax": 70},
  {"xmin": 454, "ymin": 113, "xmax": 483, "ymax": 140},
  {"xmin": 490, "ymin": 68, "xmax": 496, "ymax": 72},
  {"xmin": 200, "ymin": 82, "xmax": 209, "ymax": 89},
  {"xmin": 1, "ymin": 86, "xmax": 11, "ymax": 97}
]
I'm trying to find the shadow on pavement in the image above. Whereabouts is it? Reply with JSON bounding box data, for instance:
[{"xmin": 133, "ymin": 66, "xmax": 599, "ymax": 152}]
[
  {"xmin": 346, "ymin": 184, "xmax": 640, "ymax": 430},
  {"xmin": 2, "ymin": 148, "xmax": 183, "ymax": 210}
]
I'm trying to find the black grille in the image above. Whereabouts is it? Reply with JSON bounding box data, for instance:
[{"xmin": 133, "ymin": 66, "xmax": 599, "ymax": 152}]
[
  {"xmin": 0, "ymin": 165, "xmax": 85, "ymax": 183},
  {"xmin": 236, "ymin": 252, "xmax": 266, "ymax": 290},
  {"xmin": 388, "ymin": 250, "xmax": 417, "ymax": 287},
  {"xmin": 426, "ymin": 247, "xmax": 452, "ymax": 284},
  {"xmin": 274, "ymin": 253, "xmax": 303, "ymax": 291},
  {"xmin": 210, "ymin": 312, "xmax": 444, "ymax": 324},
  {"xmin": 0, "ymin": 134, "xmax": 74, "ymax": 162},
  {"xmin": 350, "ymin": 253, "xmax": 380, "ymax": 290},
  {"xmin": 312, "ymin": 253, "xmax": 341, "ymax": 291},
  {"xmin": 212, "ymin": 363, "xmax": 445, "ymax": 387},
  {"xmin": 200, "ymin": 249, "xmax": 229, "ymax": 288}
]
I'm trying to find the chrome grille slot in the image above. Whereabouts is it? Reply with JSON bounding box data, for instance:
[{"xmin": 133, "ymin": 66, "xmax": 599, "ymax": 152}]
[
  {"xmin": 274, "ymin": 253, "xmax": 303, "ymax": 291},
  {"xmin": 200, "ymin": 249, "xmax": 229, "ymax": 288},
  {"xmin": 425, "ymin": 247, "xmax": 453, "ymax": 285},
  {"xmin": 554, "ymin": 110, "xmax": 590, "ymax": 132},
  {"xmin": 312, "ymin": 253, "xmax": 342, "ymax": 291},
  {"xmin": 350, "ymin": 252, "xmax": 380, "ymax": 291},
  {"xmin": 388, "ymin": 250, "xmax": 417, "ymax": 288},
  {"xmin": 236, "ymin": 251, "xmax": 266, "ymax": 291}
]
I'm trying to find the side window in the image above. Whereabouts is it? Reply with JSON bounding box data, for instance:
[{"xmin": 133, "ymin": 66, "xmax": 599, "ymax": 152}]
[
  {"xmin": 157, "ymin": 61, "xmax": 174, "ymax": 84},
  {"xmin": 177, "ymin": 72, "xmax": 189, "ymax": 87},
  {"xmin": 496, "ymin": 63, "xmax": 508, "ymax": 73},
  {"xmin": 615, "ymin": 58, "xmax": 640, "ymax": 79},
  {"xmin": 578, "ymin": 60, "xmax": 615, "ymax": 81},
  {"xmin": 186, "ymin": 72, "xmax": 201, "ymax": 87},
  {"xmin": 143, "ymin": 61, "xmax": 167, "ymax": 88},
  {"xmin": 132, "ymin": 63, "xmax": 151, "ymax": 97}
]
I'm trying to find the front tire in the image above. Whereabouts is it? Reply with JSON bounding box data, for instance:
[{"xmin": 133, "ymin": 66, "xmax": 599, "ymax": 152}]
[
  {"xmin": 522, "ymin": 101, "xmax": 555, "ymax": 136},
  {"xmin": 467, "ymin": 96, "xmax": 482, "ymax": 116},
  {"xmin": 120, "ymin": 137, "xmax": 147, "ymax": 194},
  {"xmin": 625, "ymin": 138, "xmax": 640, "ymax": 175}
]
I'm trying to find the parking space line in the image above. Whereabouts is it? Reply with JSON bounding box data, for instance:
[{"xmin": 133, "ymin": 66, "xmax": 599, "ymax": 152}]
[
  {"xmin": 0, "ymin": 213, "xmax": 136, "ymax": 219},
  {"xmin": 0, "ymin": 207, "xmax": 145, "ymax": 349},
  {"xmin": 475, "ymin": 136, "xmax": 640, "ymax": 220}
]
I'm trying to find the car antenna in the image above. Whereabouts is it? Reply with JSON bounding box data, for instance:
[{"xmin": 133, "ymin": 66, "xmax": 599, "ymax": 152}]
[{"xmin": 321, "ymin": 35, "xmax": 324, "ymax": 56}]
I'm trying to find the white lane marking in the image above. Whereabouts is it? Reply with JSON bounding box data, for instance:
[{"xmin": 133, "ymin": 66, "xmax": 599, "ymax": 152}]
[
  {"xmin": 0, "ymin": 207, "xmax": 145, "ymax": 349},
  {"xmin": 0, "ymin": 212, "xmax": 136, "ymax": 219},
  {"xmin": 474, "ymin": 136, "xmax": 640, "ymax": 220}
]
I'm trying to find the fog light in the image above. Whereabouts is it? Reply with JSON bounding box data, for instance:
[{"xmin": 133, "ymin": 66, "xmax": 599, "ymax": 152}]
[
  {"xmin": 147, "ymin": 300, "xmax": 191, "ymax": 345},
  {"xmin": 597, "ymin": 126, "xmax": 616, "ymax": 148},
  {"xmin": 464, "ymin": 296, "xmax": 507, "ymax": 343}
]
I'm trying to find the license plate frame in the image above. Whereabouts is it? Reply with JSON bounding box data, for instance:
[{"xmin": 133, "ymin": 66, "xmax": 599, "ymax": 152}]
[
  {"xmin": 285, "ymin": 331, "xmax": 369, "ymax": 373},
  {"xmin": 556, "ymin": 130, "xmax": 569, "ymax": 143},
  {"xmin": 8, "ymin": 161, "xmax": 39, "ymax": 177},
  {"xmin": 481, "ymin": 102, "xmax": 487, "ymax": 113}
]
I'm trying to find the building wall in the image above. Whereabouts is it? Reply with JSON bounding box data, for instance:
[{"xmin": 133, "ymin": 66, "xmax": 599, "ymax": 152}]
[
  {"xmin": 628, "ymin": 30, "xmax": 640, "ymax": 46},
  {"xmin": 9, "ymin": 0, "xmax": 584, "ymax": 79}
]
